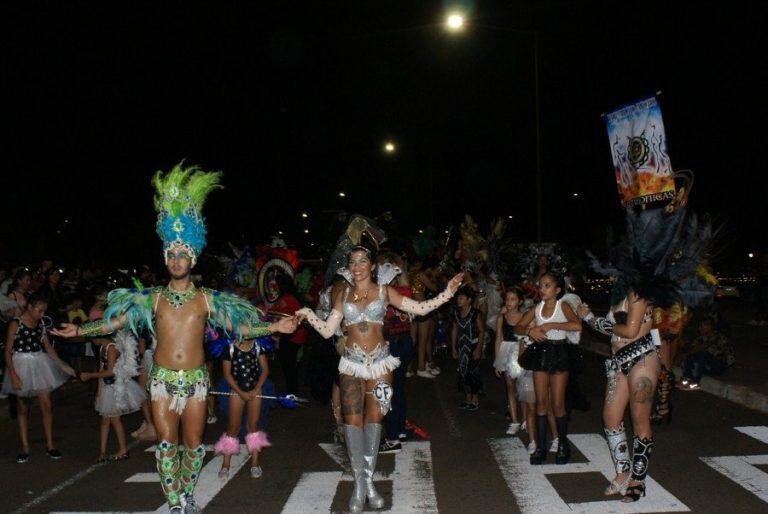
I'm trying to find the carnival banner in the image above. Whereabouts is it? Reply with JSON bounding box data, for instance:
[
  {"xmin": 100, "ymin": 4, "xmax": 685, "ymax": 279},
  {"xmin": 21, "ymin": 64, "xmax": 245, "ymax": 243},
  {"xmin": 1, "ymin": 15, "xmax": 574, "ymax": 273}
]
[{"xmin": 605, "ymin": 96, "xmax": 675, "ymax": 207}]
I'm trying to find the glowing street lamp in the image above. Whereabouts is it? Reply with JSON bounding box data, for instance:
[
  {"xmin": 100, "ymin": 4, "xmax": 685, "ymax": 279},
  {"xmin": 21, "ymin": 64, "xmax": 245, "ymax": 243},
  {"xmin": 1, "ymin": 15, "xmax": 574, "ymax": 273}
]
[
  {"xmin": 445, "ymin": 12, "xmax": 465, "ymax": 32},
  {"xmin": 339, "ymin": 192, "xmax": 346, "ymax": 198},
  {"xmin": 384, "ymin": 141, "xmax": 396, "ymax": 154},
  {"xmin": 301, "ymin": 212, "xmax": 308, "ymax": 218},
  {"xmin": 444, "ymin": 9, "xmax": 543, "ymax": 241}
]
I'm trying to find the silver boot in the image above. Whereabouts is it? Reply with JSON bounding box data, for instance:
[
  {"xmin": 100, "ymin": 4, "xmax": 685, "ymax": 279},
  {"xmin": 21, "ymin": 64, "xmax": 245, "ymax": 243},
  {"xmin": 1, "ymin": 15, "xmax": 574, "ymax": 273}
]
[
  {"xmin": 363, "ymin": 423, "xmax": 385, "ymax": 509},
  {"xmin": 344, "ymin": 425, "xmax": 366, "ymax": 513}
]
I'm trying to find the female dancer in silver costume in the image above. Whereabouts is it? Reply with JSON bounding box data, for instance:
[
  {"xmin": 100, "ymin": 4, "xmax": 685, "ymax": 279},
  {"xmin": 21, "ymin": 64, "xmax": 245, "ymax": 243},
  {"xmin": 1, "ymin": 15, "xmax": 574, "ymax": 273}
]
[{"xmin": 298, "ymin": 246, "xmax": 463, "ymax": 512}]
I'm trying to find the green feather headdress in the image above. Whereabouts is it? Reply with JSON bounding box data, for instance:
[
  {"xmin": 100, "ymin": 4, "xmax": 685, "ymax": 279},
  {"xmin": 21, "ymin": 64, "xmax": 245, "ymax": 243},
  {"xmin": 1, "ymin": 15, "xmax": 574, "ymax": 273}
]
[{"xmin": 153, "ymin": 161, "xmax": 222, "ymax": 265}]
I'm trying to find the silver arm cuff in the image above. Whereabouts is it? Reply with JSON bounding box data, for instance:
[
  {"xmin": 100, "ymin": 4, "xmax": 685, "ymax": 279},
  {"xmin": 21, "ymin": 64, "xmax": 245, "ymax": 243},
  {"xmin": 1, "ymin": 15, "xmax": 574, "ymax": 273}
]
[
  {"xmin": 398, "ymin": 288, "xmax": 453, "ymax": 315},
  {"xmin": 300, "ymin": 308, "xmax": 342, "ymax": 339}
]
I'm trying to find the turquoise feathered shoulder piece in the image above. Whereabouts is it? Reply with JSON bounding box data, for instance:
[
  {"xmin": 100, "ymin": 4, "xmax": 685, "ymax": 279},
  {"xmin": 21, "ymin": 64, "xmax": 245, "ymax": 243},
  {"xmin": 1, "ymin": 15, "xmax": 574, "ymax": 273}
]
[
  {"xmin": 103, "ymin": 279, "xmax": 161, "ymax": 336},
  {"xmin": 201, "ymin": 288, "xmax": 271, "ymax": 339}
]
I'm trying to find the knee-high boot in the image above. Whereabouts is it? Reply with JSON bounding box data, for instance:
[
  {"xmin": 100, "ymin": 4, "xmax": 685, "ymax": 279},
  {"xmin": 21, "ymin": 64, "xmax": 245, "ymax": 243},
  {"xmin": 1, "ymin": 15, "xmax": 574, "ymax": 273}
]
[
  {"xmin": 531, "ymin": 415, "xmax": 548, "ymax": 465},
  {"xmin": 621, "ymin": 435, "xmax": 654, "ymax": 502},
  {"xmin": 555, "ymin": 415, "xmax": 570, "ymax": 464},
  {"xmin": 652, "ymin": 366, "xmax": 673, "ymax": 424},
  {"xmin": 603, "ymin": 423, "xmax": 631, "ymax": 495},
  {"xmin": 631, "ymin": 435, "xmax": 654, "ymax": 482},
  {"xmin": 363, "ymin": 423, "xmax": 385, "ymax": 508},
  {"xmin": 604, "ymin": 423, "xmax": 631, "ymax": 474},
  {"xmin": 344, "ymin": 425, "xmax": 366, "ymax": 513},
  {"xmin": 155, "ymin": 440, "xmax": 182, "ymax": 509},
  {"xmin": 179, "ymin": 444, "xmax": 206, "ymax": 513}
]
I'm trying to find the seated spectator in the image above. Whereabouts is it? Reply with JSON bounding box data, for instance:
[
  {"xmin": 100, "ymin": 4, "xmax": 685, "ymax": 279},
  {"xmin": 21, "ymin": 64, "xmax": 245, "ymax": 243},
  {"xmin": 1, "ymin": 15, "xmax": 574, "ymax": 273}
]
[{"xmin": 678, "ymin": 317, "xmax": 735, "ymax": 390}]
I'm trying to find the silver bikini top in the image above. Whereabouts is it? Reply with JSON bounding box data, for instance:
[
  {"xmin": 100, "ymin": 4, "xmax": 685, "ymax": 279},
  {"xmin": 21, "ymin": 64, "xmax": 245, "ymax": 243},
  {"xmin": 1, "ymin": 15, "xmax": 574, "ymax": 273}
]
[{"xmin": 343, "ymin": 285, "xmax": 386, "ymax": 326}]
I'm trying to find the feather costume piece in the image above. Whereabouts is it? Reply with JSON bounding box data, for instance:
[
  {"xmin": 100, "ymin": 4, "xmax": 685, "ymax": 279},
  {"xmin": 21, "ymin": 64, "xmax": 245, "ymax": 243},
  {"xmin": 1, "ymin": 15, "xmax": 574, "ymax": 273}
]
[
  {"xmin": 201, "ymin": 288, "xmax": 271, "ymax": 339},
  {"xmin": 153, "ymin": 162, "xmax": 222, "ymax": 265},
  {"xmin": 590, "ymin": 172, "xmax": 716, "ymax": 308},
  {"xmin": 103, "ymin": 279, "xmax": 159, "ymax": 335},
  {"xmin": 112, "ymin": 330, "xmax": 144, "ymax": 414}
]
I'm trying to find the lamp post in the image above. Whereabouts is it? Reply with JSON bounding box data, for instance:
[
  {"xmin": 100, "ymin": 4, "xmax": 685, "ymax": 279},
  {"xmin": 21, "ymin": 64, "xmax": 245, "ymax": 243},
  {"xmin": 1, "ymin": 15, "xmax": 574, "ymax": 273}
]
[
  {"xmin": 445, "ymin": 13, "xmax": 542, "ymax": 242},
  {"xmin": 533, "ymin": 31, "xmax": 542, "ymax": 243},
  {"xmin": 445, "ymin": 12, "xmax": 466, "ymax": 32}
]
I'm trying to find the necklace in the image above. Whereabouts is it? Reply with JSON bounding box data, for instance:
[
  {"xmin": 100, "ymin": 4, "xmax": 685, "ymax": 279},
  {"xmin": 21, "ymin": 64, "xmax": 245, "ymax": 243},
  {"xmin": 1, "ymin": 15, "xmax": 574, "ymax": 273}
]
[
  {"xmin": 352, "ymin": 287, "xmax": 371, "ymax": 303},
  {"xmin": 162, "ymin": 283, "xmax": 197, "ymax": 309}
]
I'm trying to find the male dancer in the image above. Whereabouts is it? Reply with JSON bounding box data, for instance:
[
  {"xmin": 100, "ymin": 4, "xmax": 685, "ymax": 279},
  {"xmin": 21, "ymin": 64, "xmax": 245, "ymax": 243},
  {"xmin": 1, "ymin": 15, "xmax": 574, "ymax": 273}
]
[{"xmin": 55, "ymin": 164, "xmax": 297, "ymax": 513}]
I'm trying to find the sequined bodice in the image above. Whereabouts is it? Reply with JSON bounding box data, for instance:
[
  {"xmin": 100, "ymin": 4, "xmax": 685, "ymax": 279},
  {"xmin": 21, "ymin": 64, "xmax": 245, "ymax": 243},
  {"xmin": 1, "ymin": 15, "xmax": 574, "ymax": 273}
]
[
  {"xmin": 12, "ymin": 319, "xmax": 43, "ymax": 353},
  {"xmin": 343, "ymin": 285, "xmax": 386, "ymax": 326}
]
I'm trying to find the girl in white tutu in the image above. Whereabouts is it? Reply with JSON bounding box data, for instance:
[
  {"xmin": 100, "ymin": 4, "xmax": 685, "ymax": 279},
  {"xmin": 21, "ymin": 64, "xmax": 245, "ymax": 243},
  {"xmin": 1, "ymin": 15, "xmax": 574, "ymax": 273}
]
[
  {"xmin": 2, "ymin": 293, "xmax": 74, "ymax": 463},
  {"xmin": 130, "ymin": 331, "xmax": 157, "ymax": 441},
  {"xmin": 80, "ymin": 330, "xmax": 146, "ymax": 462},
  {"xmin": 494, "ymin": 287, "xmax": 526, "ymax": 435}
]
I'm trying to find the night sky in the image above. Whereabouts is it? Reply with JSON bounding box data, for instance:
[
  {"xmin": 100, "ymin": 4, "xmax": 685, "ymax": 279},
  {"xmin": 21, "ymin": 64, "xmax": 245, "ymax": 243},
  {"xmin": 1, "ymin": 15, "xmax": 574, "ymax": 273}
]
[{"xmin": 2, "ymin": 1, "xmax": 766, "ymax": 269}]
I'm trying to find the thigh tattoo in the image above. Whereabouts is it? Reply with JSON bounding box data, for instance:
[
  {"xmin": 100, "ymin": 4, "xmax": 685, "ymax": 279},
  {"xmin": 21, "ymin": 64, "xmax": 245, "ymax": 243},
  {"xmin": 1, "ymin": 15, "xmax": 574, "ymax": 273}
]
[
  {"xmin": 632, "ymin": 376, "xmax": 653, "ymax": 404},
  {"xmin": 340, "ymin": 374, "xmax": 364, "ymax": 416}
]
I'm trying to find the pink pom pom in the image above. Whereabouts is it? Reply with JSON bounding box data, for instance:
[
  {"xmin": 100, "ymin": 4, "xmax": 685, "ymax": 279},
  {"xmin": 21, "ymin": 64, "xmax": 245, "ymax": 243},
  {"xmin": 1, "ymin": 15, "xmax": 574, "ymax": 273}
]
[
  {"xmin": 213, "ymin": 433, "xmax": 240, "ymax": 456},
  {"xmin": 246, "ymin": 431, "xmax": 272, "ymax": 453}
]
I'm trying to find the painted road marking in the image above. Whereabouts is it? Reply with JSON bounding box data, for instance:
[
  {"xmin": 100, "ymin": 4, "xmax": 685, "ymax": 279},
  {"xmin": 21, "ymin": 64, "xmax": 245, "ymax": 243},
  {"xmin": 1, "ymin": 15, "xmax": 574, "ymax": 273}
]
[
  {"xmin": 281, "ymin": 441, "xmax": 438, "ymax": 513},
  {"xmin": 53, "ymin": 444, "xmax": 250, "ymax": 514},
  {"xmin": 281, "ymin": 471, "xmax": 341, "ymax": 513},
  {"xmin": 489, "ymin": 434, "xmax": 689, "ymax": 513},
  {"xmin": 735, "ymin": 426, "xmax": 768, "ymax": 445},
  {"xmin": 124, "ymin": 473, "xmax": 156, "ymax": 483},
  {"xmin": 10, "ymin": 440, "xmax": 143, "ymax": 514},
  {"xmin": 143, "ymin": 444, "xmax": 215, "ymax": 452},
  {"xmin": 701, "ymin": 426, "xmax": 768, "ymax": 504}
]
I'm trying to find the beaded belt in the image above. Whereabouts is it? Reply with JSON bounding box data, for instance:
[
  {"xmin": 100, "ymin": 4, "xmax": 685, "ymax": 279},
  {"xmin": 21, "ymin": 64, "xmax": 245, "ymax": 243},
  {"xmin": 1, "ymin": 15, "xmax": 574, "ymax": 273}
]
[
  {"xmin": 605, "ymin": 334, "xmax": 656, "ymax": 403},
  {"xmin": 343, "ymin": 342, "xmax": 390, "ymax": 366},
  {"xmin": 149, "ymin": 364, "xmax": 209, "ymax": 398}
]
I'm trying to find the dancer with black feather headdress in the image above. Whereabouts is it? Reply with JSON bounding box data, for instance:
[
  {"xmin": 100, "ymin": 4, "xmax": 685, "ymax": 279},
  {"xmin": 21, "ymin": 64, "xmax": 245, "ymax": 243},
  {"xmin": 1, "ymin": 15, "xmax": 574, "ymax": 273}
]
[{"xmin": 580, "ymin": 170, "xmax": 715, "ymax": 503}]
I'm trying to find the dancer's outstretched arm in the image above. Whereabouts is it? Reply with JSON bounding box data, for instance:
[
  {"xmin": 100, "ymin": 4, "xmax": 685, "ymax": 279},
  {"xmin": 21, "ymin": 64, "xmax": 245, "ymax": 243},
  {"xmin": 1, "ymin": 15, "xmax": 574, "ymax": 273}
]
[
  {"xmin": 578, "ymin": 302, "xmax": 614, "ymax": 336},
  {"xmin": 296, "ymin": 308, "xmax": 343, "ymax": 339},
  {"xmin": 203, "ymin": 289, "xmax": 298, "ymax": 339},
  {"xmin": 387, "ymin": 272, "xmax": 464, "ymax": 315},
  {"xmin": 52, "ymin": 315, "xmax": 126, "ymax": 338}
]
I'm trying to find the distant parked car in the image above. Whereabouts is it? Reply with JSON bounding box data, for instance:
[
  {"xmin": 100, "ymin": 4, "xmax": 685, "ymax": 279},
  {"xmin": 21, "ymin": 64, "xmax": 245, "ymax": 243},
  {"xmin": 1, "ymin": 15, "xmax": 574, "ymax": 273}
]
[{"xmin": 714, "ymin": 285, "xmax": 740, "ymax": 298}]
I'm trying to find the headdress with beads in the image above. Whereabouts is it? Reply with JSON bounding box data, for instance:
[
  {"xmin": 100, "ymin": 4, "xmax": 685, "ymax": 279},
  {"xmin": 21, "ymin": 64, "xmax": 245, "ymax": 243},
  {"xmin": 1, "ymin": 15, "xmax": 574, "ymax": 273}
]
[{"xmin": 152, "ymin": 162, "xmax": 222, "ymax": 266}]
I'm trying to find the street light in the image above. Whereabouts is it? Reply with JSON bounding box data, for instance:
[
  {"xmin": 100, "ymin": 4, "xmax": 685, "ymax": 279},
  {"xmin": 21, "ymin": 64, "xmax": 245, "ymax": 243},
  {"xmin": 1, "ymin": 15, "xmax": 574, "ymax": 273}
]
[
  {"xmin": 338, "ymin": 192, "xmax": 346, "ymax": 198},
  {"xmin": 301, "ymin": 212, "xmax": 308, "ymax": 218},
  {"xmin": 384, "ymin": 141, "xmax": 396, "ymax": 154},
  {"xmin": 444, "ymin": 13, "xmax": 542, "ymax": 242},
  {"xmin": 445, "ymin": 12, "xmax": 465, "ymax": 32}
]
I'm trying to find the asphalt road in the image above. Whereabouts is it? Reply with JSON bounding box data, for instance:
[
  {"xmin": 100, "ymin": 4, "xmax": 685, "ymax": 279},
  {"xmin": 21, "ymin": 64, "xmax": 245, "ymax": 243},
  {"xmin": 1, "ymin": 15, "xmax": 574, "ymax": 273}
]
[{"xmin": 1, "ymin": 347, "xmax": 767, "ymax": 513}]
